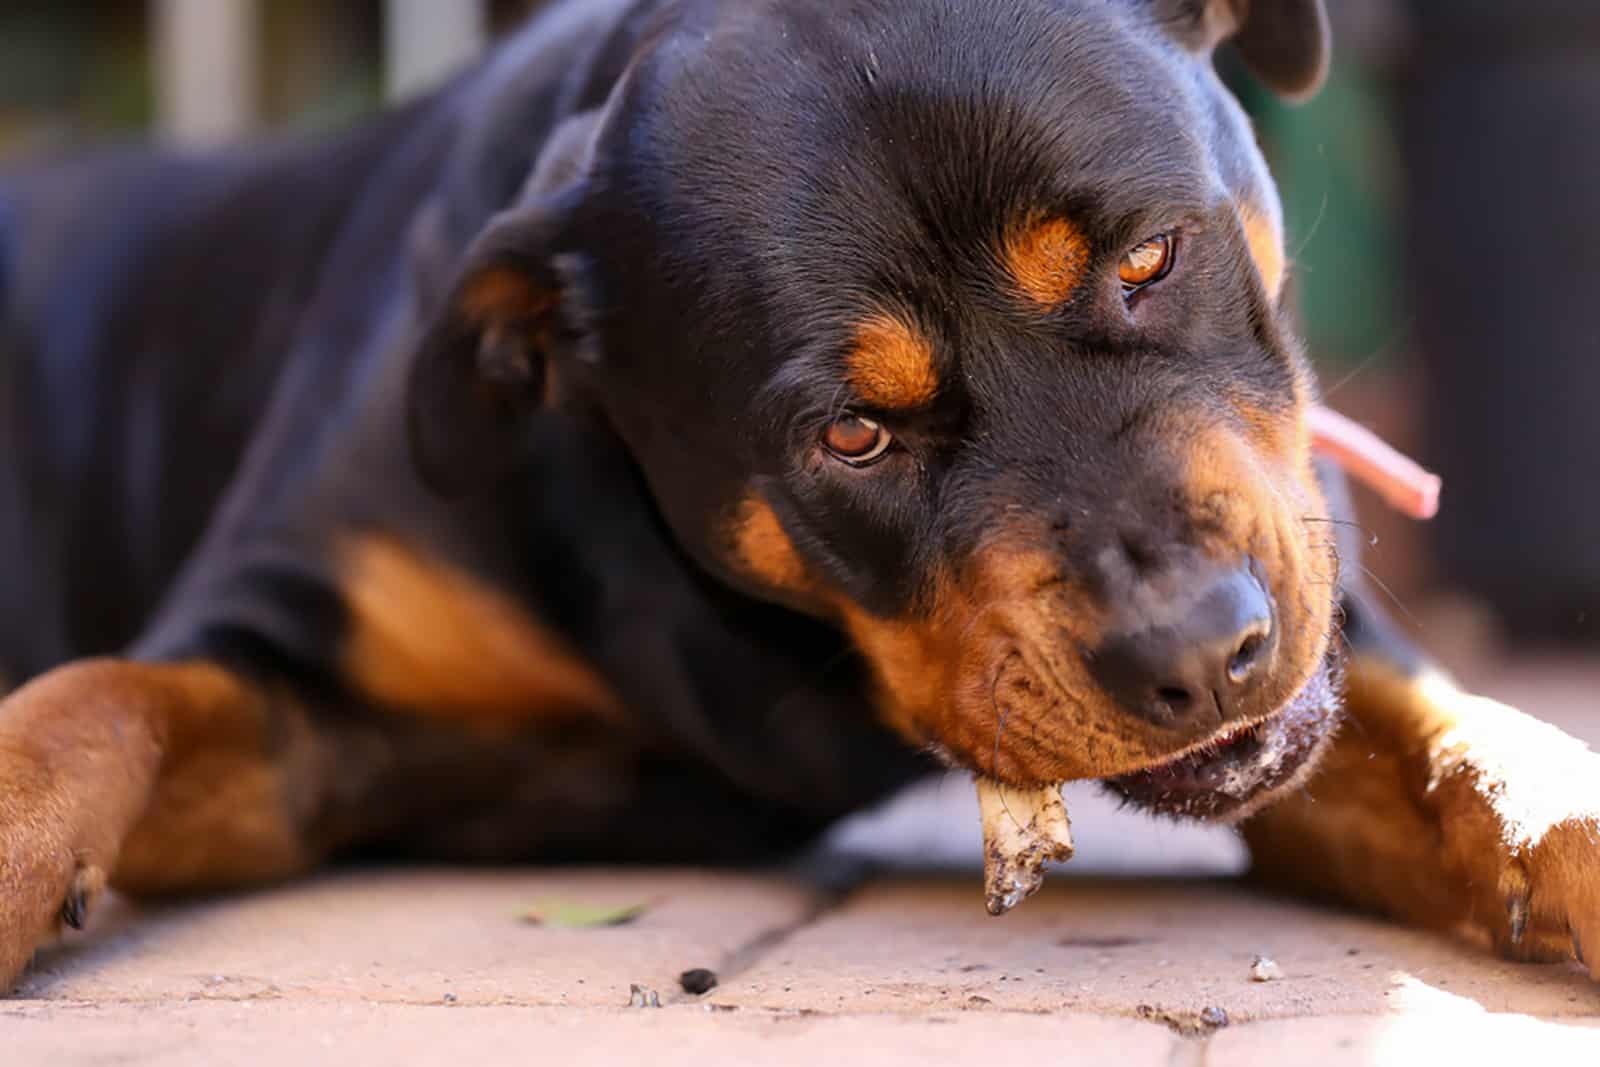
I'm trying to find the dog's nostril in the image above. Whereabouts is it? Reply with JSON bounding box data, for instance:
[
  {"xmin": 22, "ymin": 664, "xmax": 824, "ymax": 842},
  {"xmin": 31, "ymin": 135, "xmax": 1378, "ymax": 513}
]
[
  {"xmin": 1156, "ymin": 685, "xmax": 1195, "ymax": 712},
  {"xmin": 1088, "ymin": 564, "xmax": 1275, "ymax": 732},
  {"xmin": 1119, "ymin": 533, "xmax": 1158, "ymax": 572},
  {"xmin": 1227, "ymin": 633, "xmax": 1266, "ymax": 685}
]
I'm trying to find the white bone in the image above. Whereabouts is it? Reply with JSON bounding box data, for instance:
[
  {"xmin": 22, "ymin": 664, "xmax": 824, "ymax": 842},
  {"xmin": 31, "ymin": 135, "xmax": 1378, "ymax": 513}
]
[{"xmin": 977, "ymin": 779, "xmax": 1075, "ymax": 916}]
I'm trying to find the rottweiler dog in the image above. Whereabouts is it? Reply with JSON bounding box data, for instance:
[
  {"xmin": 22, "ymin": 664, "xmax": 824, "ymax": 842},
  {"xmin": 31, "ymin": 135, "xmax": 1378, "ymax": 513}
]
[{"xmin": 1, "ymin": 0, "xmax": 1597, "ymax": 989}]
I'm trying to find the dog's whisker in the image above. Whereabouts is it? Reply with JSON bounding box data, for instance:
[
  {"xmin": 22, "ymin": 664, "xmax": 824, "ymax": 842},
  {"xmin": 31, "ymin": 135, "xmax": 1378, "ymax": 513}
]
[
  {"xmin": 1356, "ymin": 565, "xmax": 1420, "ymax": 629},
  {"xmin": 990, "ymin": 651, "xmax": 1019, "ymax": 777}
]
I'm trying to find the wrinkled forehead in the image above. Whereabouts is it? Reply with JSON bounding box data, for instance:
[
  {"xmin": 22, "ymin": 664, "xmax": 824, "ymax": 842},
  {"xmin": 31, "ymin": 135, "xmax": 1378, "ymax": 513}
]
[{"xmin": 618, "ymin": 3, "xmax": 1271, "ymax": 294}]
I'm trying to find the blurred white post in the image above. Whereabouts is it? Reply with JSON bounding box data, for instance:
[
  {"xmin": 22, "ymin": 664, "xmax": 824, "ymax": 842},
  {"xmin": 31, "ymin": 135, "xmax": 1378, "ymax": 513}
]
[
  {"xmin": 385, "ymin": 0, "xmax": 490, "ymax": 102},
  {"xmin": 152, "ymin": 0, "xmax": 261, "ymax": 145}
]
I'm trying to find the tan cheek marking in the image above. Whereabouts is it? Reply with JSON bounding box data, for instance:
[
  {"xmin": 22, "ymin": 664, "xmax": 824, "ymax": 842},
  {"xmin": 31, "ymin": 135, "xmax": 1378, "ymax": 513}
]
[
  {"xmin": 1004, "ymin": 215, "xmax": 1091, "ymax": 307},
  {"xmin": 726, "ymin": 496, "xmax": 961, "ymax": 741},
  {"xmin": 838, "ymin": 605, "xmax": 947, "ymax": 737},
  {"xmin": 1183, "ymin": 422, "xmax": 1315, "ymax": 555},
  {"xmin": 339, "ymin": 536, "xmax": 621, "ymax": 731},
  {"xmin": 1231, "ymin": 399, "xmax": 1305, "ymax": 466},
  {"xmin": 1238, "ymin": 201, "xmax": 1287, "ymax": 299},
  {"xmin": 838, "ymin": 564, "xmax": 1000, "ymax": 761},
  {"xmin": 969, "ymin": 544, "xmax": 1104, "ymax": 650},
  {"xmin": 727, "ymin": 499, "xmax": 964, "ymax": 746},
  {"xmin": 730, "ymin": 495, "xmax": 818, "ymax": 598},
  {"xmin": 846, "ymin": 313, "xmax": 941, "ymax": 410}
]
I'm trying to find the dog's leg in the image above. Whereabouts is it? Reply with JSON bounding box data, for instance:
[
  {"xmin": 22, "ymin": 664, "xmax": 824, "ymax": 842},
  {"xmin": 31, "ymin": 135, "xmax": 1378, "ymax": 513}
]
[
  {"xmin": 1242, "ymin": 594, "xmax": 1600, "ymax": 974},
  {"xmin": 0, "ymin": 658, "xmax": 327, "ymax": 989}
]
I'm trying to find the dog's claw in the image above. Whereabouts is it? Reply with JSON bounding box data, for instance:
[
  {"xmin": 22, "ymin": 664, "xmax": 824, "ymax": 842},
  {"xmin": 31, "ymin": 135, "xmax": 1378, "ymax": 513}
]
[
  {"xmin": 1507, "ymin": 897, "xmax": 1529, "ymax": 947},
  {"xmin": 59, "ymin": 891, "xmax": 87, "ymax": 932},
  {"xmin": 57, "ymin": 864, "xmax": 105, "ymax": 934},
  {"xmin": 1500, "ymin": 863, "xmax": 1532, "ymax": 949}
]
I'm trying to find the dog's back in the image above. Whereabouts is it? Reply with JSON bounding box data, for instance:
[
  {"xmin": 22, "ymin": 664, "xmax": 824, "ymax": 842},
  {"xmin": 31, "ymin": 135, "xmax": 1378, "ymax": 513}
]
[
  {"xmin": 0, "ymin": 121, "xmax": 431, "ymax": 678},
  {"xmin": 0, "ymin": 0, "xmax": 667, "ymax": 682}
]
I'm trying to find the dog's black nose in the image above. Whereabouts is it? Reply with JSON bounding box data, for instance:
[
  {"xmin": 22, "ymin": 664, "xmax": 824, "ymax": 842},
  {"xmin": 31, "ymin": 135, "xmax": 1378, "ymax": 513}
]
[{"xmin": 1089, "ymin": 567, "xmax": 1274, "ymax": 731}]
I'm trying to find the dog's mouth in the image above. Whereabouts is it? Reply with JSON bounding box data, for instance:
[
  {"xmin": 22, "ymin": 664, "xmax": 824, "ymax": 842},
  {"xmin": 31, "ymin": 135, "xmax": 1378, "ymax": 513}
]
[{"xmin": 1102, "ymin": 651, "xmax": 1343, "ymax": 822}]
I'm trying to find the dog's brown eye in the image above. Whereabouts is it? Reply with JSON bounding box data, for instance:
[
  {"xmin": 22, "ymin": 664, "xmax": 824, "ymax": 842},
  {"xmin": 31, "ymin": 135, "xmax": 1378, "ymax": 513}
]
[
  {"xmin": 1120, "ymin": 234, "xmax": 1175, "ymax": 292},
  {"xmin": 823, "ymin": 415, "xmax": 892, "ymax": 466}
]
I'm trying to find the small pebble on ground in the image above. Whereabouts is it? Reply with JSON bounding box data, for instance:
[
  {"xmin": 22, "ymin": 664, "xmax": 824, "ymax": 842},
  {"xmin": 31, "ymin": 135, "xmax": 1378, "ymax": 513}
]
[
  {"xmin": 1249, "ymin": 956, "xmax": 1284, "ymax": 982},
  {"xmin": 679, "ymin": 968, "xmax": 719, "ymax": 996},
  {"xmin": 628, "ymin": 984, "xmax": 662, "ymax": 1009}
]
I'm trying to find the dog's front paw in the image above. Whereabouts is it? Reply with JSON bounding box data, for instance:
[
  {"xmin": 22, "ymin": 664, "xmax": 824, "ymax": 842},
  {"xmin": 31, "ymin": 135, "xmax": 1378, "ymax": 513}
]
[
  {"xmin": 1490, "ymin": 823, "xmax": 1600, "ymax": 975},
  {"xmin": 1427, "ymin": 685, "xmax": 1600, "ymax": 976},
  {"xmin": 0, "ymin": 753, "xmax": 113, "ymax": 992}
]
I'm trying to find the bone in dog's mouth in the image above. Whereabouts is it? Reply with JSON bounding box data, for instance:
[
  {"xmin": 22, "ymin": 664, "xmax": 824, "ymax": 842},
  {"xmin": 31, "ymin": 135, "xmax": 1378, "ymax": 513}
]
[{"xmin": 976, "ymin": 780, "xmax": 1076, "ymax": 916}]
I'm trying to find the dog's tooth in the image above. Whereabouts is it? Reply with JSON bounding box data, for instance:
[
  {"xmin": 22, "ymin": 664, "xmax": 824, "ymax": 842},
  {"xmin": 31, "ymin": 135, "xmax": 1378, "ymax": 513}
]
[{"xmin": 977, "ymin": 780, "xmax": 1075, "ymax": 916}]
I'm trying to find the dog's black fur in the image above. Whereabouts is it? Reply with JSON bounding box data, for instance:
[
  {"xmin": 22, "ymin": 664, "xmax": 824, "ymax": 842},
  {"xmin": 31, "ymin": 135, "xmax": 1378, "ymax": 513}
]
[
  {"xmin": 0, "ymin": 0, "xmax": 1332, "ymax": 851},
  {"xmin": 3, "ymin": 0, "xmax": 1597, "ymax": 990}
]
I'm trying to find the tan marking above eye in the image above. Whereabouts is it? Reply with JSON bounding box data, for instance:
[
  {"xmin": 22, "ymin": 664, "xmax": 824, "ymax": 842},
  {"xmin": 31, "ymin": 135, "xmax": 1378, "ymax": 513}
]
[
  {"xmin": 1119, "ymin": 234, "xmax": 1175, "ymax": 290},
  {"xmin": 847, "ymin": 313, "xmax": 940, "ymax": 410},
  {"xmin": 1004, "ymin": 215, "xmax": 1091, "ymax": 307},
  {"xmin": 1237, "ymin": 201, "xmax": 1287, "ymax": 299}
]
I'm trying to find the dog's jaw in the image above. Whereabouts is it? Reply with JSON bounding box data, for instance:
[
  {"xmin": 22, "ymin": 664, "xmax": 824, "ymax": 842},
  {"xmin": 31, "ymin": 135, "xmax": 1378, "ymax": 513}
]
[{"xmin": 1101, "ymin": 649, "xmax": 1344, "ymax": 823}]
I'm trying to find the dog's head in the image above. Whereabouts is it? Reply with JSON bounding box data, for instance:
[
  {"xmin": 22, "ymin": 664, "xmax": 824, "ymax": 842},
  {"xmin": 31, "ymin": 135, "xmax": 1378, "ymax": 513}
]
[{"xmin": 409, "ymin": 0, "xmax": 1340, "ymax": 819}]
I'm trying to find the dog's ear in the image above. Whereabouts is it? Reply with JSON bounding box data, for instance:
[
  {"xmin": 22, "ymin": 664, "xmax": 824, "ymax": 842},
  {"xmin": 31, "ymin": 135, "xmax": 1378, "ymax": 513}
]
[
  {"xmin": 1227, "ymin": 0, "xmax": 1330, "ymax": 100},
  {"xmin": 1162, "ymin": 0, "xmax": 1331, "ymax": 101},
  {"xmin": 407, "ymin": 109, "xmax": 606, "ymax": 497},
  {"xmin": 406, "ymin": 208, "xmax": 575, "ymax": 496}
]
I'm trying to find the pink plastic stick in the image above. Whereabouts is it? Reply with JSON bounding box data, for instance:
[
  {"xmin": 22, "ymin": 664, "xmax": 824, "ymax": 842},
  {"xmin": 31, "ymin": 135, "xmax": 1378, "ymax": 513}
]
[{"xmin": 1308, "ymin": 406, "xmax": 1442, "ymax": 522}]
